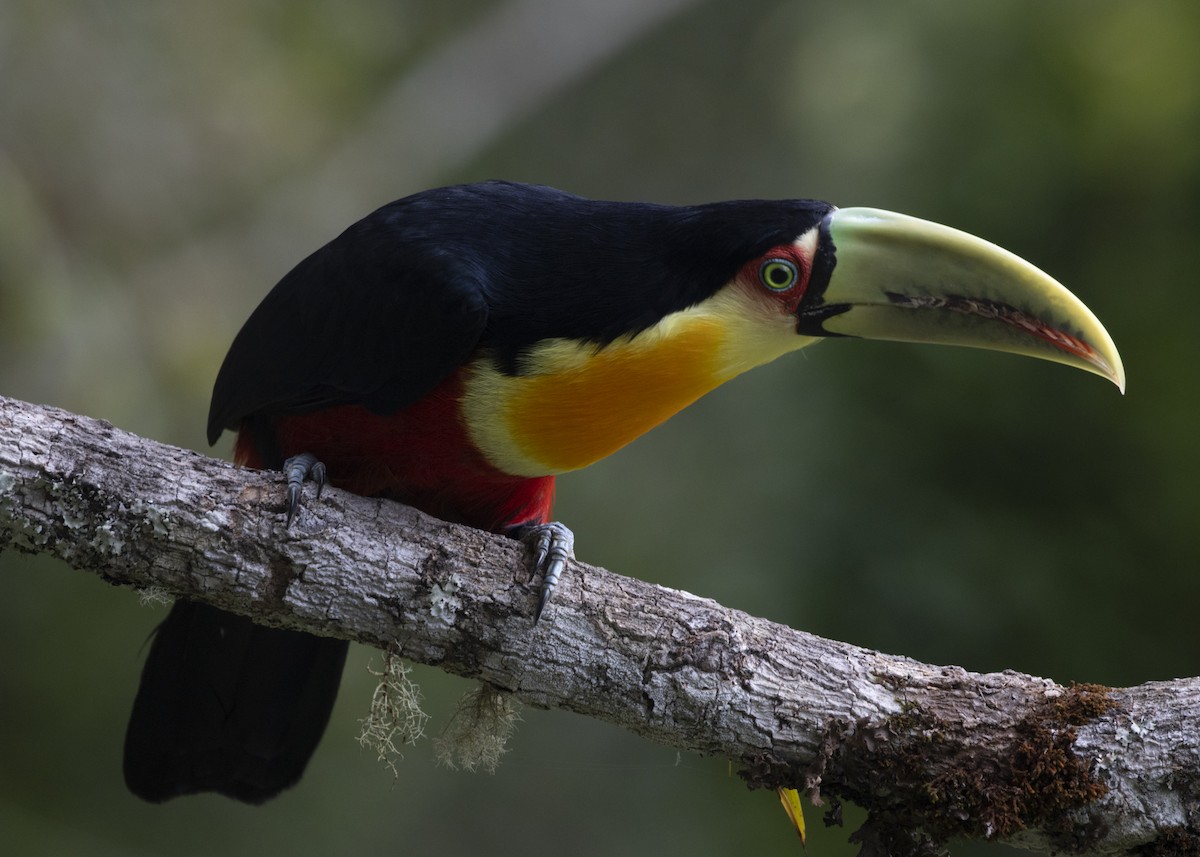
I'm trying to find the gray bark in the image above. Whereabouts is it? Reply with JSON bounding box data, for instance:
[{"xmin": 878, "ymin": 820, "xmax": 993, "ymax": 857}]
[{"xmin": 1, "ymin": 393, "xmax": 1196, "ymax": 856}]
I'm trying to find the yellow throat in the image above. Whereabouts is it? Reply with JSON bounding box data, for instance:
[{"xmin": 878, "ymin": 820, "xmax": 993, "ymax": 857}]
[{"xmin": 461, "ymin": 284, "xmax": 816, "ymax": 476}]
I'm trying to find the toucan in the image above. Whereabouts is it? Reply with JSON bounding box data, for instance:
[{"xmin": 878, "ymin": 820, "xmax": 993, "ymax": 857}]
[{"xmin": 123, "ymin": 180, "xmax": 1124, "ymax": 804}]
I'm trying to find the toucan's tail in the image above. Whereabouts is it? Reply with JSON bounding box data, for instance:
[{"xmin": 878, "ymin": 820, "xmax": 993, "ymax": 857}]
[{"xmin": 123, "ymin": 600, "xmax": 347, "ymax": 803}]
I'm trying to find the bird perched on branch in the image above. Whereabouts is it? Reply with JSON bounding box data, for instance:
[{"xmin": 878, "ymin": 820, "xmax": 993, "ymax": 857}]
[{"xmin": 123, "ymin": 180, "xmax": 1123, "ymax": 804}]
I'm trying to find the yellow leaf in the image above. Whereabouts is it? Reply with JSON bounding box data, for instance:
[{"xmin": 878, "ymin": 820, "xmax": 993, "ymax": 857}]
[{"xmin": 777, "ymin": 786, "xmax": 806, "ymax": 847}]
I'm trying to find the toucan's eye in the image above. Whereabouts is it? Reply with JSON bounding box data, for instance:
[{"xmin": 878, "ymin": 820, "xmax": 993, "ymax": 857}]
[{"xmin": 759, "ymin": 258, "xmax": 799, "ymax": 291}]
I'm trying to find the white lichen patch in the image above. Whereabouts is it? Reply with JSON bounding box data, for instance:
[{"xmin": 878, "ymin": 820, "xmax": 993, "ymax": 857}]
[
  {"xmin": 137, "ymin": 587, "xmax": 172, "ymax": 607},
  {"xmin": 357, "ymin": 650, "xmax": 430, "ymax": 781},
  {"xmin": 92, "ymin": 521, "xmax": 125, "ymax": 555},
  {"xmin": 429, "ymin": 575, "xmax": 462, "ymax": 624},
  {"xmin": 199, "ymin": 509, "xmax": 225, "ymax": 533},
  {"xmin": 0, "ymin": 469, "xmax": 16, "ymax": 498},
  {"xmin": 128, "ymin": 500, "xmax": 170, "ymax": 536},
  {"xmin": 61, "ymin": 506, "xmax": 88, "ymax": 530},
  {"xmin": 434, "ymin": 685, "xmax": 520, "ymax": 774}
]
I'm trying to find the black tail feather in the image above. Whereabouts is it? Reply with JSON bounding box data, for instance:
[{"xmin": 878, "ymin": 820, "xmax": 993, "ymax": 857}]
[{"xmin": 123, "ymin": 600, "xmax": 348, "ymax": 803}]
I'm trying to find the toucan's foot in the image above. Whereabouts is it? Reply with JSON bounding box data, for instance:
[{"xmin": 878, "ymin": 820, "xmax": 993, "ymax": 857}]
[
  {"xmin": 282, "ymin": 453, "xmax": 326, "ymax": 527},
  {"xmin": 508, "ymin": 521, "xmax": 575, "ymax": 622}
]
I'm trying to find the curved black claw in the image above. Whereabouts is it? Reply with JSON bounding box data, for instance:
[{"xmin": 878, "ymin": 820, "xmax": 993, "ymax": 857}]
[
  {"xmin": 509, "ymin": 522, "xmax": 575, "ymax": 622},
  {"xmin": 282, "ymin": 453, "xmax": 327, "ymax": 527}
]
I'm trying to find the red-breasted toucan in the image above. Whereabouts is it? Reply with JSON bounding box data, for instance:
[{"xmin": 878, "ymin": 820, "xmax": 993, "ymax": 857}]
[{"xmin": 123, "ymin": 181, "xmax": 1123, "ymax": 804}]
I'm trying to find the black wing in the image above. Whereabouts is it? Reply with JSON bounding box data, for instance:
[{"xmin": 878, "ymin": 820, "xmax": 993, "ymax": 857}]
[
  {"xmin": 206, "ymin": 203, "xmax": 489, "ymax": 445},
  {"xmin": 206, "ymin": 180, "xmax": 834, "ymax": 444}
]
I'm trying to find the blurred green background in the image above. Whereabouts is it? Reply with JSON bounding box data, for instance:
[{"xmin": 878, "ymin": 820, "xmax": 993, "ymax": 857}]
[{"xmin": 2, "ymin": 1, "xmax": 1196, "ymax": 854}]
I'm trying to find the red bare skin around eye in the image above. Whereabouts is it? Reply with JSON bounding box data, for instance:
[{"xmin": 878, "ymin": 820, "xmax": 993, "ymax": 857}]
[{"xmin": 736, "ymin": 244, "xmax": 813, "ymax": 314}]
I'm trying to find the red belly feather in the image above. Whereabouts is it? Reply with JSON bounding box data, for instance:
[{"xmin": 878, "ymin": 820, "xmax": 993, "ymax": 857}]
[{"xmin": 233, "ymin": 372, "xmax": 555, "ymax": 533}]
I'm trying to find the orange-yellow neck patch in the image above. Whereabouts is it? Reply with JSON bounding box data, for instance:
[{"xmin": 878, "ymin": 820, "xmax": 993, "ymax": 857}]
[{"xmin": 461, "ymin": 286, "xmax": 816, "ymax": 476}]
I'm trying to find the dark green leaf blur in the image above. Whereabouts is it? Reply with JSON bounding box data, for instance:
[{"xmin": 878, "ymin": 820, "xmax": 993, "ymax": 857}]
[{"xmin": 2, "ymin": 1, "xmax": 1195, "ymax": 854}]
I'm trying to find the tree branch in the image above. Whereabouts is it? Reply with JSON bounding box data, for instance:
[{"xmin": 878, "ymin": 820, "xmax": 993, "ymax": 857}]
[{"xmin": 0, "ymin": 393, "xmax": 1195, "ymax": 855}]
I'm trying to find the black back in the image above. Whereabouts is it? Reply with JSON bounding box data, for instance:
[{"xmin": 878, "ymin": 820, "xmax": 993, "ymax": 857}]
[{"xmin": 207, "ymin": 181, "xmax": 833, "ymax": 442}]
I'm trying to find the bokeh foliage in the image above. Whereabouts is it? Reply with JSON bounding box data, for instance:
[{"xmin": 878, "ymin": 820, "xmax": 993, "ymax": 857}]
[{"xmin": 2, "ymin": 1, "xmax": 1197, "ymax": 854}]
